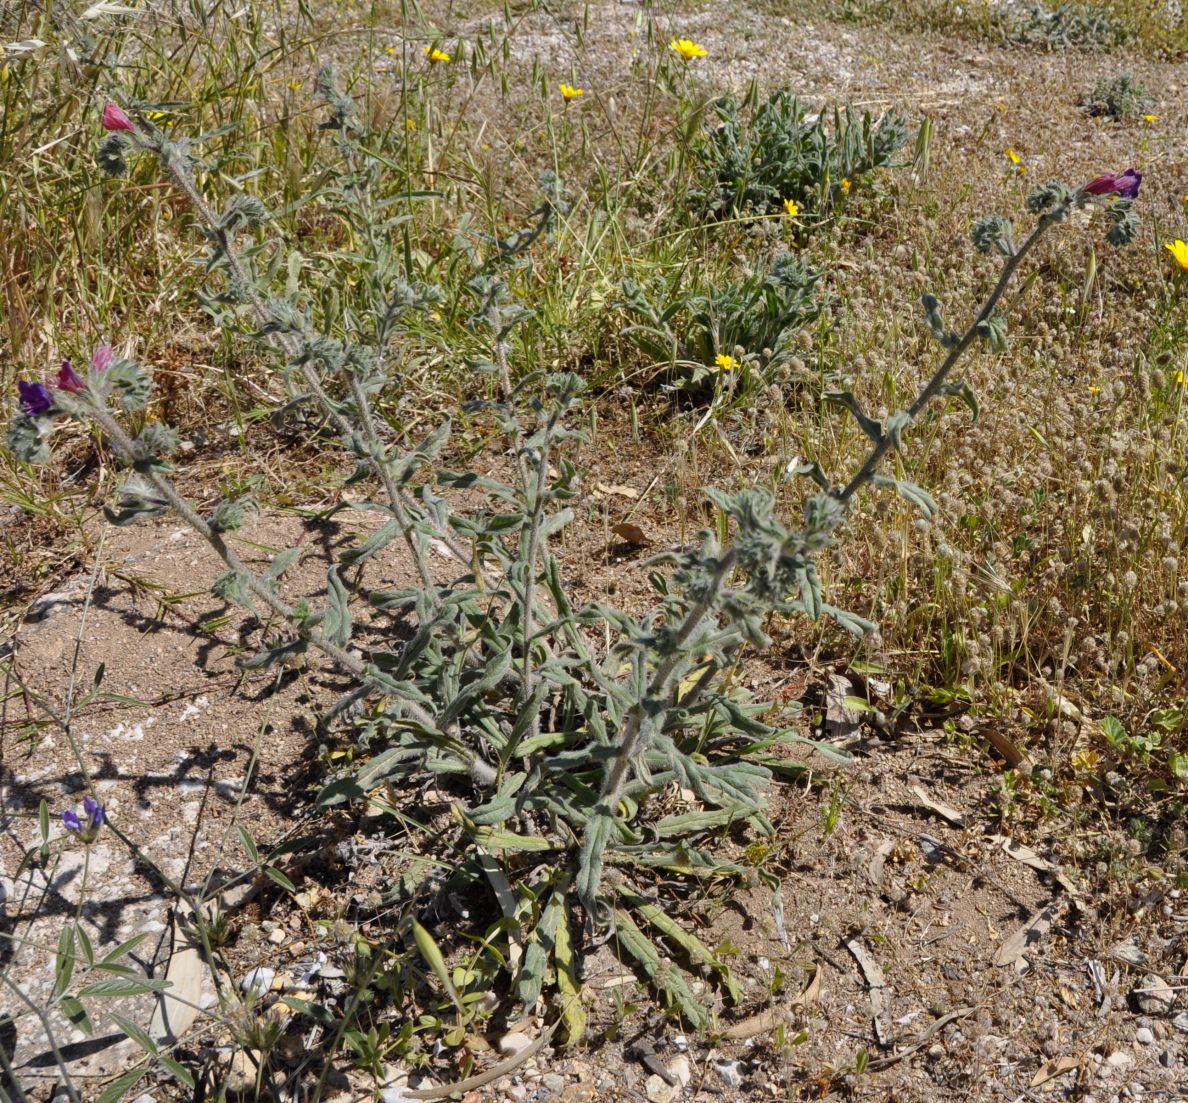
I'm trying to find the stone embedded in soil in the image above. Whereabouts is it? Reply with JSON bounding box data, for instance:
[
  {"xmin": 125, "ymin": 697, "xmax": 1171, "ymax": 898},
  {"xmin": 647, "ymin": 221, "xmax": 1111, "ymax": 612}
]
[
  {"xmin": 645, "ymin": 1073, "xmax": 677, "ymax": 1103},
  {"xmin": 1133, "ymin": 974, "xmax": 1176, "ymax": 1015},
  {"xmin": 497, "ymin": 1031, "xmax": 534, "ymax": 1057},
  {"xmin": 1136, "ymin": 1027, "xmax": 1155, "ymax": 1045}
]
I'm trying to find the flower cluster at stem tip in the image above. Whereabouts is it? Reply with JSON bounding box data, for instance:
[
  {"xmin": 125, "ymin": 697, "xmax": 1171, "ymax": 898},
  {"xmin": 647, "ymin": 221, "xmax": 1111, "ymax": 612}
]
[
  {"xmin": 62, "ymin": 796, "xmax": 106, "ymax": 844},
  {"xmin": 16, "ymin": 344, "xmax": 112, "ymax": 418},
  {"xmin": 559, "ymin": 83, "xmax": 584, "ymax": 101}
]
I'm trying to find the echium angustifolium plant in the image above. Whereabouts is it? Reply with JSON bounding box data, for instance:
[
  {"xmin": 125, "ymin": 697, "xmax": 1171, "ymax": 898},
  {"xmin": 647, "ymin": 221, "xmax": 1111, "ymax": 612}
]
[{"xmin": 7, "ymin": 70, "xmax": 1141, "ymax": 1038}]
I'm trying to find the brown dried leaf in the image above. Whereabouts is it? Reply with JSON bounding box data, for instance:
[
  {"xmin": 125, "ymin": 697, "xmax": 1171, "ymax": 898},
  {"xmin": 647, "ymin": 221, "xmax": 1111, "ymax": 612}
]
[
  {"xmin": 1031, "ymin": 1055, "xmax": 1080, "ymax": 1087},
  {"xmin": 611, "ymin": 522, "xmax": 648, "ymax": 545}
]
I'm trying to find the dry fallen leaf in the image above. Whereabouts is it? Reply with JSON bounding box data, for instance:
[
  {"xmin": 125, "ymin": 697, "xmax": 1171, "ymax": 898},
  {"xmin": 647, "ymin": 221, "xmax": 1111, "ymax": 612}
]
[
  {"xmin": 1031, "ymin": 1055, "xmax": 1080, "ymax": 1087},
  {"xmin": 718, "ymin": 964, "xmax": 820, "ymax": 1040},
  {"xmin": 909, "ymin": 783, "xmax": 967, "ymax": 827},
  {"xmin": 994, "ymin": 903, "xmax": 1057, "ymax": 969},
  {"xmin": 593, "ymin": 481, "xmax": 640, "ymax": 500},
  {"xmin": 611, "ymin": 522, "xmax": 648, "ymax": 545}
]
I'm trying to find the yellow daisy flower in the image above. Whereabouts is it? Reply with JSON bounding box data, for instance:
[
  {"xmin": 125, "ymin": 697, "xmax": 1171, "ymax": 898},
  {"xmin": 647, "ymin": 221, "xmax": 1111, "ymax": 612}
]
[
  {"xmin": 840, "ymin": 178, "xmax": 852, "ymax": 193},
  {"xmin": 783, "ymin": 198, "xmax": 799, "ymax": 217},
  {"xmin": 425, "ymin": 46, "xmax": 451, "ymax": 63},
  {"xmin": 1143, "ymin": 114, "xmax": 1159, "ymax": 124},
  {"xmin": 714, "ymin": 353, "xmax": 738, "ymax": 371},
  {"xmin": 1005, "ymin": 148, "xmax": 1025, "ymax": 171},
  {"xmin": 1165, "ymin": 240, "xmax": 1188, "ymax": 271},
  {"xmin": 560, "ymin": 83, "xmax": 584, "ymax": 101},
  {"xmin": 670, "ymin": 38, "xmax": 707, "ymax": 61}
]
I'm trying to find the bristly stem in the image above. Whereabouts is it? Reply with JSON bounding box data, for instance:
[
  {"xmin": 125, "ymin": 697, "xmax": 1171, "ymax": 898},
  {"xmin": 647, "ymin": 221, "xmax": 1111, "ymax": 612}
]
[
  {"xmin": 838, "ymin": 203, "xmax": 1063, "ymax": 505},
  {"xmin": 85, "ymin": 402, "xmax": 497, "ymax": 788}
]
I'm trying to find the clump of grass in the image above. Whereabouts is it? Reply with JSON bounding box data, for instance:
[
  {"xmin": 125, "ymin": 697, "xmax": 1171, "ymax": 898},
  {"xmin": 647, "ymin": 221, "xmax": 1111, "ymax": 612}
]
[{"xmin": 1081, "ymin": 74, "xmax": 1152, "ymax": 120}]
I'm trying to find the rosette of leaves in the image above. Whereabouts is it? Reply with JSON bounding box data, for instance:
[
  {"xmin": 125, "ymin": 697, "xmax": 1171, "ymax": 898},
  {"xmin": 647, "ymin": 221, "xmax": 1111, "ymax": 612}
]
[
  {"xmin": 617, "ymin": 252, "xmax": 823, "ymax": 388},
  {"xmin": 1081, "ymin": 74, "xmax": 1151, "ymax": 120},
  {"xmin": 688, "ymin": 89, "xmax": 906, "ymax": 220},
  {"xmin": 1000, "ymin": 0, "xmax": 1131, "ymax": 49}
]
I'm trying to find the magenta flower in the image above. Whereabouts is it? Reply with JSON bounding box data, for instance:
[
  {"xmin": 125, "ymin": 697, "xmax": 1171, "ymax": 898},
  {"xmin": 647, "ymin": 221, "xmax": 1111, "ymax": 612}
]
[
  {"xmin": 62, "ymin": 796, "xmax": 106, "ymax": 843},
  {"xmin": 57, "ymin": 360, "xmax": 84, "ymax": 393},
  {"xmin": 1083, "ymin": 168, "xmax": 1142, "ymax": 199},
  {"xmin": 18, "ymin": 381, "xmax": 54, "ymax": 416},
  {"xmin": 91, "ymin": 343, "xmax": 114, "ymax": 372},
  {"xmin": 102, "ymin": 103, "xmax": 135, "ymax": 132}
]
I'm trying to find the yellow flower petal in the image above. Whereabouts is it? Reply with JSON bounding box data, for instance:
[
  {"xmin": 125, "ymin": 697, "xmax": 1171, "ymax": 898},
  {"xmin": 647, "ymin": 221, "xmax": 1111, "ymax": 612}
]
[
  {"xmin": 559, "ymin": 83, "xmax": 584, "ymax": 101},
  {"xmin": 1165, "ymin": 240, "xmax": 1188, "ymax": 271},
  {"xmin": 783, "ymin": 198, "xmax": 799, "ymax": 217},
  {"xmin": 425, "ymin": 46, "xmax": 451, "ymax": 63},
  {"xmin": 714, "ymin": 353, "xmax": 738, "ymax": 371},
  {"xmin": 670, "ymin": 38, "xmax": 707, "ymax": 61}
]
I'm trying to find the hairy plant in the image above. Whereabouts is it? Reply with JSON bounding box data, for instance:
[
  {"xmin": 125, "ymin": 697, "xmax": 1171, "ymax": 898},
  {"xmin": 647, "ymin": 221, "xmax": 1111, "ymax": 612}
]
[
  {"xmin": 1082, "ymin": 74, "xmax": 1152, "ymax": 119},
  {"xmin": 1000, "ymin": 0, "xmax": 1132, "ymax": 49},
  {"xmin": 617, "ymin": 252, "xmax": 824, "ymax": 387},
  {"xmin": 688, "ymin": 89, "xmax": 907, "ymax": 220},
  {"xmin": 4, "ymin": 69, "xmax": 1144, "ymax": 1083}
]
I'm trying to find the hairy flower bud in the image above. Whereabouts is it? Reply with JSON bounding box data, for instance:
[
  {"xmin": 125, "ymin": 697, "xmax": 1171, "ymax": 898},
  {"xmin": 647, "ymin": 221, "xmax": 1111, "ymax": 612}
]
[{"xmin": 1104, "ymin": 199, "xmax": 1140, "ymax": 247}]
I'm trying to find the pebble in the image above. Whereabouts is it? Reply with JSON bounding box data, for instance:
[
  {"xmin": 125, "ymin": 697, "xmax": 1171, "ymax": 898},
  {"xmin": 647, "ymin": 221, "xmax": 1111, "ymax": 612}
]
[
  {"xmin": 712, "ymin": 1059, "xmax": 744, "ymax": 1088},
  {"xmin": 268, "ymin": 927, "xmax": 286, "ymax": 945},
  {"xmin": 1159, "ymin": 1050, "xmax": 1175, "ymax": 1068},
  {"xmin": 927, "ymin": 1043, "xmax": 945, "ymax": 1060},
  {"xmin": 1133, "ymin": 974, "xmax": 1175, "ymax": 1015},
  {"xmin": 1106, "ymin": 1050, "xmax": 1134, "ymax": 1069},
  {"xmin": 667, "ymin": 1055, "xmax": 691, "ymax": 1087},
  {"xmin": 240, "ymin": 967, "xmax": 275, "ymax": 996},
  {"xmin": 497, "ymin": 1031, "xmax": 534, "ymax": 1057},
  {"xmin": 131, "ymin": 1094, "xmax": 158, "ymax": 1103},
  {"xmin": 1135, "ymin": 1027, "xmax": 1154, "ymax": 1045},
  {"xmin": 560, "ymin": 1086, "xmax": 595, "ymax": 1103},
  {"xmin": 541, "ymin": 1073, "xmax": 566, "ymax": 1093},
  {"xmin": 644, "ymin": 1073, "xmax": 677, "ymax": 1103},
  {"xmin": 223, "ymin": 1050, "xmax": 263, "ymax": 1094},
  {"xmin": 1172, "ymin": 1012, "xmax": 1188, "ymax": 1034}
]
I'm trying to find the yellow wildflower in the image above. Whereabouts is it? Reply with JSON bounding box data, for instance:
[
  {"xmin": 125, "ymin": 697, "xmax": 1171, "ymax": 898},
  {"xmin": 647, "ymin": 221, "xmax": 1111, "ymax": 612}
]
[
  {"xmin": 288, "ymin": 80, "xmax": 303, "ymax": 90},
  {"xmin": 406, "ymin": 118, "xmax": 418, "ymax": 132},
  {"xmin": 386, "ymin": 46, "xmax": 396, "ymax": 55},
  {"xmin": 1165, "ymin": 240, "xmax": 1188, "ymax": 271},
  {"xmin": 714, "ymin": 353, "xmax": 738, "ymax": 371},
  {"xmin": 1005, "ymin": 148, "xmax": 1025, "ymax": 171},
  {"xmin": 670, "ymin": 38, "xmax": 707, "ymax": 61},
  {"xmin": 1177, "ymin": 370, "xmax": 1186, "ymax": 385},
  {"xmin": 425, "ymin": 46, "xmax": 451, "ymax": 63},
  {"xmin": 1143, "ymin": 114, "xmax": 1159, "ymax": 124},
  {"xmin": 783, "ymin": 198, "xmax": 799, "ymax": 217},
  {"xmin": 559, "ymin": 83, "xmax": 584, "ymax": 101},
  {"xmin": 840, "ymin": 178, "xmax": 852, "ymax": 193}
]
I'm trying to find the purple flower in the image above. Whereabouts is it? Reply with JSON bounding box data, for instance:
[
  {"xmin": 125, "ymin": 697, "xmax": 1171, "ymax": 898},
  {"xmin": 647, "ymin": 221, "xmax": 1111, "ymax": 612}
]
[
  {"xmin": 102, "ymin": 103, "xmax": 135, "ymax": 132},
  {"xmin": 57, "ymin": 360, "xmax": 84, "ymax": 393},
  {"xmin": 1083, "ymin": 168, "xmax": 1142, "ymax": 199},
  {"xmin": 91, "ymin": 344, "xmax": 114, "ymax": 372},
  {"xmin": 61, "ymin": 795, "xmax": 106, "ymax": 843},
  {"xmin": 18, "ymin": 381, "xmax": 54, "ymax": 416}
]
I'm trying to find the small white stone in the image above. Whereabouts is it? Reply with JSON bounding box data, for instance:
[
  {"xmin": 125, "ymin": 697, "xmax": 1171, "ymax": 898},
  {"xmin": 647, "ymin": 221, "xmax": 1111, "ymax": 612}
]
[
  {"xmin": 497, "ymin": 1031, "xmax": 533, "ymax": 1057},
  {"xmin": 713, "ymin": 1059, "xmax": 744, "ymax": 1088},
  {"xmin": 667, "ymin": 1054, "xmax": 692, "ymax": 1087},
  {"xmin": 1136, "ymin": 1027, "xmax": 1155, "ymax": 1045},
  {"xmin": 268, "ymin": 928, "xmax": 286, "ymax": 945},
  {"xmin": 645, "ymin": 1073, "xmax": 676, "ymax": 1103},
  {"xmin": 1106, "ymin": 1050, "xmax": 1134, "ymax": 1068},
  {"xmin": 240, "ymin": 967, "xmax": 274, "ymax": 996}
]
